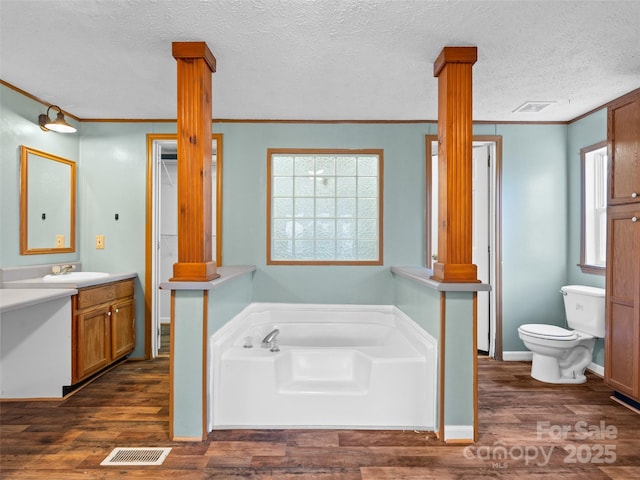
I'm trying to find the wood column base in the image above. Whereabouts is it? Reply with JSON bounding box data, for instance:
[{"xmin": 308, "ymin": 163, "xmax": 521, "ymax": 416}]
[
  {"xmin": 171, "ymin": 261, "xmax": 220, "ymax": 282},
  {"xmin": 431, "ymin": 262, "xmax": 479, "ymax": 283}
]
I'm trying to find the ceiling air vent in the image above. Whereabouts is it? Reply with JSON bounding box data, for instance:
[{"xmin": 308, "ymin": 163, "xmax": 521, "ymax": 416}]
[{"xmin": 512, "ymin": 101, "xmax": 556, "ymax": 113}]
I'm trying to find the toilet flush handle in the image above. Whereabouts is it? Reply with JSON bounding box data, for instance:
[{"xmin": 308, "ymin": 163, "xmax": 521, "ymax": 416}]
[{"xmin": 560, "ymin": 290, "xmax": 567, "ymax": 296}]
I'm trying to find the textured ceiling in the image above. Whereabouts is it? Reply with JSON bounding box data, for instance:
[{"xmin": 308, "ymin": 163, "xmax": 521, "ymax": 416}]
[{"xmin": 1, "ymin": 0, "xmax": 639, "ymax": 122}]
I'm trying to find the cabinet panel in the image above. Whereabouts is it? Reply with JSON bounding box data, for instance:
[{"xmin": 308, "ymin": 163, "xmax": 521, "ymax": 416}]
[
  {"xmin": 75, "ymin": 307, "xmax": 110, "ymax": 381},
  {"xmin": 608, "ymin": 92, "xmax": 640, "ymax": 205},
  {"xmin": 605, "ymin": 204, "xmax": 640, "ymax": 399},
  {"xmin": 606, "ymin": 303, "xmax": 637, "ymax": 396},
  {"xmin": 608, "ymin": 209, "xmax": 638, "ymax": 299},
  {"xmin": 111, "ymin": 298, "xmax": 135, "ymax": 359}
]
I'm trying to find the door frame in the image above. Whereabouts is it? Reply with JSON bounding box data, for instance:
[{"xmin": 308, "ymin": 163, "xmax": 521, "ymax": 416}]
[
  {"xmin": 426, "ymin": 134, "xmax": 503, "ymax": 359},
  {"xmin": 144, "ymin": 133, "xmax": 223, "ymax": 359}
]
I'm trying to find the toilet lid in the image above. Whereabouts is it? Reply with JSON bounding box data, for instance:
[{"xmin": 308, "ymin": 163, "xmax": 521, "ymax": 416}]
[{"xmin": 519, "ymin": 324, "xmax": 578, "ymax": 340}]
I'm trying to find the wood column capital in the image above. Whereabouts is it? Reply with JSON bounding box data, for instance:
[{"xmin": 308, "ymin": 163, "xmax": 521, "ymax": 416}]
[
  {"xmin": 172, "ymin": 42, "xmax": 217, "ymax": 72},
  {"xmin": 433, "ymin": 46, "xmax": 477, "ymax": 77}
]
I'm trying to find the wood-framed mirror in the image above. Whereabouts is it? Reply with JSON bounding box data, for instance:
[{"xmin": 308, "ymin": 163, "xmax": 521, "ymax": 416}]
[{"xmin": 20, "ymin": 145, "xmax": 76, "ymax": 254}]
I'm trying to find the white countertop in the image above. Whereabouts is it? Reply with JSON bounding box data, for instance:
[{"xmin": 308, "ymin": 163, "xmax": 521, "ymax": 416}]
[
  {"xmin": 160, "ymin": 265, "xmax": 256, "ymax": 290},
  {"xmin": 0, "ymin": 288, "xmax": 77, "ymax": 313},
  {"xmin": 2, "ymin": 272, "xmax": 137, "ymax": 290},
  {"xmin": 390, "ymin": 266, "xmax": 491, "ymax": 292}
]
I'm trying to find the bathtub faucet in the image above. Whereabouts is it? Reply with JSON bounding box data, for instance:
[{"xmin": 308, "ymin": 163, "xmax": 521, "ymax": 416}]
[{"xmin": 261, "ymin": 328, "xmax": 280, "ymax": 349}]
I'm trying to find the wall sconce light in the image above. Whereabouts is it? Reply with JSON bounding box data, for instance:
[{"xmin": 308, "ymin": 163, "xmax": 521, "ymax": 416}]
[{"xmin": 38, "ymin": 105, "xmax": 77, "ymax": 133}]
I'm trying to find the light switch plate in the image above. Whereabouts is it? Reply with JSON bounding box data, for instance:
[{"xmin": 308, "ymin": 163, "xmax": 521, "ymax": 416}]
[
  {"xmin": 55, "ymin": 235, "xmax": 64, "ymax": 248},
  {"xmin": 96, "ymin": 235, "xmax": 105, "ymax": 249}
]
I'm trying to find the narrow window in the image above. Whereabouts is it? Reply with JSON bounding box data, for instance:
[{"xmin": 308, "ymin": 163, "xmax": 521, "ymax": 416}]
[
  {"xmin": 267, "ymin": 149, "xmax": 383, "ymax": 265},
  {"xmin": 580, "ymin": 141, "xmax": 607, "ymax": 274}
]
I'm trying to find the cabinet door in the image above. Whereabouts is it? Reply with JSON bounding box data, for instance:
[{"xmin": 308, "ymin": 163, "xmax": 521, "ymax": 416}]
[
  {"xmin": 111, "ymin": 298, "xmax": 135, "ymax": 360},
  {"xmin": 605, "ymin": 205, "xmax": 640, "ymax": 398},
  {"xmin": 608, "ymin": 93, "xmax": 640, "ymax": 205},
  {"xmin": 75, "ymin": 307, "xmax": 111, "ymax": 382}
]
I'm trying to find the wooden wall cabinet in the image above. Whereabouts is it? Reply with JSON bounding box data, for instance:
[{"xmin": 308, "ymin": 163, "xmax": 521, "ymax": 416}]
[
  {"xmin": 72, "ymin": 279, "xmax": 135, "ymax": 383},
  {"xmin": 607, "ymin": 91, "xmax": 640, "ymax": 205},
  {"xmin": 605, "ymin": 89, "xmax": 640, "ymax": 402}
]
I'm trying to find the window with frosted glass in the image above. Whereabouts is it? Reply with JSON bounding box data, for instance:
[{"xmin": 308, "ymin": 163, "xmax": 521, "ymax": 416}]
[{"xmin": 268, "ymin": 149, "xmax": 383, "ymax": 265}]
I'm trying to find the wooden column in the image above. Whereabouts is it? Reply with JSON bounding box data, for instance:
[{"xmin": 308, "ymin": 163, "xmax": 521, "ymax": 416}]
[
  {"xmin": 171, "ymin": 42, "xmax": 219, "ymax": 281},
  {"xmin": 431, "ymin": 46, "xmax": 479, "ymax": 283}
]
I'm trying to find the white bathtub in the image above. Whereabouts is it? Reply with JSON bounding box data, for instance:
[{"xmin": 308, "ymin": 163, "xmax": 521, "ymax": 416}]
[{"xmin": 209, "ymin": 303, "xmax": 437, "ymax": 430}]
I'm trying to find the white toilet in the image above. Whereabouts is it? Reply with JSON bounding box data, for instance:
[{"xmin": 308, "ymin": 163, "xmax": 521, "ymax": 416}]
[{"xmin": 517, "ymin": 285, "xmax": 605, "ymax": 384}]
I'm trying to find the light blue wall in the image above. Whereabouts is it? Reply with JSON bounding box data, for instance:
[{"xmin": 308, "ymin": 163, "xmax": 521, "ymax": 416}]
[
  {"xmin": 567, "ymin": 108, "xmax": 607, "ymax": 287},
  {"xmin": 567, "ymin": 108, "xmax": 608, "ymax": 366},
  {"xmin": 0, "ymin": 83, "xmax": 610, "ymax": 366},
  {"xmin": 443, "ymin": 292, "xmax": 474, "ymax": 427},
  {"xmin": 207, "ymin": 271, "xmax": 254, "ymax": 337},
  {"xmin": 172, "ymin": 290, "xmax": 207, "ymax": 439},
  {"xmin": 77, "ymin": 121, "xmax": 177, "ymax": 357},
  {"xmin": 215, "ymin": 121, "xmax": 436, "ymax": 304},
  {"xmin": 495, "ymin": 124, "xmax": 569, "ymax": 352},
  {"xmin": 393, "ymin": 274, "xmax": 441, "ymax": 338},
  {"xmin": 1, "ymin": 84, "xmax": 80, "ymax": 267},
  {"xmin": 78, "ymin": 122, "xmax": 159, "ymax": 356}
]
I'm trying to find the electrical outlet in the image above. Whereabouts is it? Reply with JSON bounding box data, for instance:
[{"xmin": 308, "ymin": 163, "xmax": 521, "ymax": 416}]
[
  {"xmin": 55, "ymin": 235, "xmax": 64, "ymax": 248},
  {"xmin": 96, "ymin": 235, "xmax": 105, "ymax": 249}
]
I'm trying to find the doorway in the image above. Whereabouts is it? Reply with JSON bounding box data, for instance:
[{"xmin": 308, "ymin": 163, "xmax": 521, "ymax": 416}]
[
  {"xmin": 426, "ymin": 135, "xmax": 502, "ymax": 358},
  {"xmin": 145, "ymin": 134, "xmax": 222, "ymax": 358}
]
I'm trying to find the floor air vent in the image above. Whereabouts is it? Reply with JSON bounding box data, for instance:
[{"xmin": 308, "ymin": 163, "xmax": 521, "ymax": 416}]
[{"xmin": 101, "ymin": 447, "xmax": 171, "ymax": 466}]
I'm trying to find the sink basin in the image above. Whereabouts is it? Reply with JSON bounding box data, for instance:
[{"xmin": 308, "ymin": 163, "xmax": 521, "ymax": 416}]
[{"xmin": 43, "ymin": 272, "xmax": 110, "ymax": 282}]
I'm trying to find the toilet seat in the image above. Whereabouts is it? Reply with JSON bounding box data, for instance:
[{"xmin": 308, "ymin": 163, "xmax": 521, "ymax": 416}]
[{"xmin": 519, "ymin": 324, "xmax": 578, "ymax": 341}]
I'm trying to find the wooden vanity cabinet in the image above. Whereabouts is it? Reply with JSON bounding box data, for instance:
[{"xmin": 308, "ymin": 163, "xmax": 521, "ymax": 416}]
[
  {"xmin": 72, "ymin": 279, "xmax": 135, "ymax": 383},
  {"xmin": 605, "ymin": 89, "xmax": 640, "ymax": 402}
]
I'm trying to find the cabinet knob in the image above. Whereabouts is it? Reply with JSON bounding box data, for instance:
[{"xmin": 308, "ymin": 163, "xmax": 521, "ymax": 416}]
[
  {"xmin": 632, "ymin": 216, "xmax": 638, "ymax": 223},
  {"xmin": 115, "ymin": 308, "xmax": 119, "ymax": 313},
  {"xmin": 107, "ymin": 311, "xmax": 112, "ymax": 316},
  {"xmin": 632, "ymin": 192, "xmax": 638, "ymax": 198}
]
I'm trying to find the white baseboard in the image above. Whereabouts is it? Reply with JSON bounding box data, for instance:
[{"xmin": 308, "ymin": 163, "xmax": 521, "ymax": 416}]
[
  {"xmin": 587, "ymin": 362, "xmax": 604, "ymax": 377},
  {"xmin": 502, "ymin": 351, "xmax": 533, "ymax": 361},
  {"xmin": 444, "ymin": 425, "xmax": 474, "ymax": 442}
]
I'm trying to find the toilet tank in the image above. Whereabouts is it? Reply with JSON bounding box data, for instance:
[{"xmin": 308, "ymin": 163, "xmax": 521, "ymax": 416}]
[{"xmin": 561, "ymin": 285, "xmax": 606, "ymax": 337}]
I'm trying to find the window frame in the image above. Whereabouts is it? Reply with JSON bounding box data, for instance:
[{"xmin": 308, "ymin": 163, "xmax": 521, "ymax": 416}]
[
  {"xmin": 579, "ymin": 140, "xmax": 607, "ymax": 275},
  {"xmin": 267, "ymin": 148, "xmax": 384, "ymax": 266}
]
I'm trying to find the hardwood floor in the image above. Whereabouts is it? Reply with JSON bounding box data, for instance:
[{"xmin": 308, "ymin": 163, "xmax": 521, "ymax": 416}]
[{"xmin": 2, "ymin": 357, "xmax": 640, "ymax": 479}]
